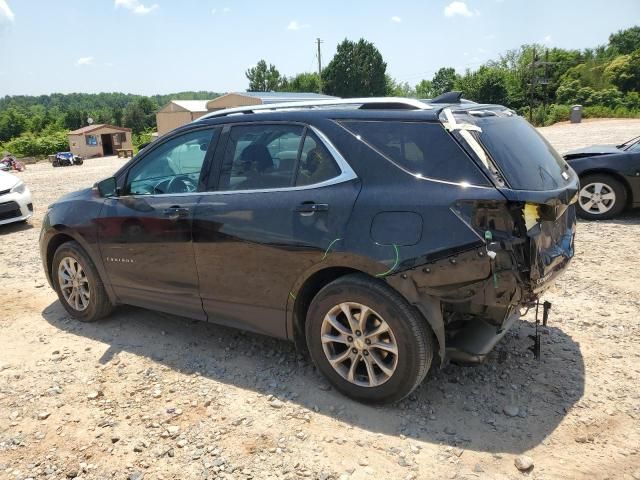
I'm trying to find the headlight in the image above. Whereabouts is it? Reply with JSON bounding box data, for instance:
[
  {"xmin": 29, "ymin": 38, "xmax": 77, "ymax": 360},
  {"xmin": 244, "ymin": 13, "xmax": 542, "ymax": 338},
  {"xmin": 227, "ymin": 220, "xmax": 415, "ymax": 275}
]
[{"xmin": 11, "ymin": 181, "xmax": 26, "ymax": 194}]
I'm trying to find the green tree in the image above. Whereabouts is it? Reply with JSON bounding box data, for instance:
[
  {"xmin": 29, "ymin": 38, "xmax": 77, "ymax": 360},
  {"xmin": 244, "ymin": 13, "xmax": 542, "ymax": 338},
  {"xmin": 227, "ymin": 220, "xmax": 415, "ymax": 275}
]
[
  {"xmin": 0, "ymin": 108, "xmax": 28, "ymax": 142},
  {"xmin": 455, "ymin": 66, "xmax": 508, "ymax": 105},
  {"xmin": 385, "ymin": 76, "xmax": 416, "ymax": 97},
  {"xmin": 123, "ymin": 97, "xmax": 157, "ymax": 134},
  {"xmin": 323, "ymin": 39, "xmax": 388, "ymax": 97},
  {"xmin": 608, "ymin": 26, "xmax": 640, "ymax": 55},
  {"xmin": 284, "ymin": 72, "xmax": 321, "ymax": 93},
  {"xmin": 245, "ymin": 60, "xmax": 283, "ymax": 92},
  {"xmin": 431, "ymin": 67, "xmax": 459, "ymax": 96},
  {"xmin": 415, "ymin": 79, "xmax": 435, "ymax": 98},
  {"xmin": 64, "ymin": 108, "xmax": 87, "ymax": 130},
  {"xmin": 605, "ymin": 50, "xmax": 640, "ymax": 93}
]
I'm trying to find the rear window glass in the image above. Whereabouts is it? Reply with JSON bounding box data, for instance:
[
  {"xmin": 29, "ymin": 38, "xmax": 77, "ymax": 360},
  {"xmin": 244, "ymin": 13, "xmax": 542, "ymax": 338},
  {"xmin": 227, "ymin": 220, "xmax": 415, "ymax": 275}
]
[
  {"xmin": 475, "ymin": 116, "xmax": 571, "ymax": 191},
  {"xmin": 339, "ymin": 120, "xmax": 489, "ymax": 186}
]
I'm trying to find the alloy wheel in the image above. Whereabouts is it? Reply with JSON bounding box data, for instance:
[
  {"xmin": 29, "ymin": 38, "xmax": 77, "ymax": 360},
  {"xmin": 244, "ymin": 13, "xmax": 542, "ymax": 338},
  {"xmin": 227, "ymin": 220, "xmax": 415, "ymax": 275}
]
[
  {"xmin": 320, "ymin": 302, "xmax": 399, "ymax": 387},
  {"xmin": 58, "ymin": 256, "xmax": 91, "ymax": 311},
  {"xmin": 579, "ymin": 182, "xmax": 616, "ymax": 215}
]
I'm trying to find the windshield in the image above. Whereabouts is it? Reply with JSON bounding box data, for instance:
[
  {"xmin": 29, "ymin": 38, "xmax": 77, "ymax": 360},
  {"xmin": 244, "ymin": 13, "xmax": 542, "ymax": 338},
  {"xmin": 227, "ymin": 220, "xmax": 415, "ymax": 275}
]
[{"xmin": 473, "ymin": 116, "xmax": 571, "ymax": 191}]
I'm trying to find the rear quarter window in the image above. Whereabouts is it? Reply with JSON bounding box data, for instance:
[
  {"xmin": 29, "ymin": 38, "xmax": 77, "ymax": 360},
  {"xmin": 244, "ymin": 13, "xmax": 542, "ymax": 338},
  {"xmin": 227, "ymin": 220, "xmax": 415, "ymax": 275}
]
[{"xmin": 338, "ymin": 120, "xmax": 490, "ymax": 186}]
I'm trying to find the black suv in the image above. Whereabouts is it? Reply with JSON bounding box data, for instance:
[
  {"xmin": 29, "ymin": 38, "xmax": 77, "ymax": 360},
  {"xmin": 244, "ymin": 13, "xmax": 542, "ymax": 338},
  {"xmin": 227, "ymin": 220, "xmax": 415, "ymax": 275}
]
[{"xmin": 40, "ymin": 97, "xmax": 577, "ymax": 404}]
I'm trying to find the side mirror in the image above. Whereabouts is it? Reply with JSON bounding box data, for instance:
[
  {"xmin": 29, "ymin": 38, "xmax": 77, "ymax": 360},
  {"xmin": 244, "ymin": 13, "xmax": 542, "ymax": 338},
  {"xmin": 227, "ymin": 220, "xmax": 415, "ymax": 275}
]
[{"xmin": 95, "ymin": 177, "xmax": 117, "ymax": 197}]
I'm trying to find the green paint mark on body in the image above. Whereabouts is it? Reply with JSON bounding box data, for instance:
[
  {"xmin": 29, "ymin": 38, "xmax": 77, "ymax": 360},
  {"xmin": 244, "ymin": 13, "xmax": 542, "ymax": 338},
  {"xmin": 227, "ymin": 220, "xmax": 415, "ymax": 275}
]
[
  {"xmin": 375, "ymin": 244, "xmax": 400, "ymax": 277},
  {"xmin": 322, "ymin": 238, "xmax": 342, "ymax": 260}
]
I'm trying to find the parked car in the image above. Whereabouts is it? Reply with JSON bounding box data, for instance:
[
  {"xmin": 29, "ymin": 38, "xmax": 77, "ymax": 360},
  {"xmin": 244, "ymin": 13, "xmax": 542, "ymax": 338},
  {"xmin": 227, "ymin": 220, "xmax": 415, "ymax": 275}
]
[
  {"xmin": 52, "ymin": 152, "xmax": 84, "ymax": 167},
  {"xmin": 40, "ymin": 97, "xmax": 578, "ymax": 404},
  {"xmin": 0, "ymin": 169, "xmax": 33, "ymax": 226},
  {"xmin": 564, "ymin": 135, "xmax": 640, "ymax": 219}
]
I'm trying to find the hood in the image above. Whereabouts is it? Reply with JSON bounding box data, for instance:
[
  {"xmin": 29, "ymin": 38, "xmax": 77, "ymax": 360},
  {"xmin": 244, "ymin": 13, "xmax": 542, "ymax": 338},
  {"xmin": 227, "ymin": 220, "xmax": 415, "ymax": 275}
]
[
  {"xmin": 53, "ymin": 187, "xmax": 93, "ymax": 204},
  {"xmin": 564, "ymin": 144, "xmax": 620, "ymax": 159},
  {"xmin": 0, "ymin": 170, "xmax": 20, "ymax": 190}
]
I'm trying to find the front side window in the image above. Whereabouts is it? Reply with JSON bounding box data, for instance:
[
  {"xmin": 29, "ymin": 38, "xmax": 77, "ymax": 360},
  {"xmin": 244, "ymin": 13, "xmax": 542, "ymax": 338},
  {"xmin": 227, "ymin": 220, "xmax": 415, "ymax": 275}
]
[
  {"xmin": 127, "ymin": 128, "xmax": 214, "ymax": 195},
  {"xmin": 218, "ymin": 124, "xmax": 304, "ymax": 191},
  {"xmin": 339, "ymin": 120, "xmax": 490, "ymax": 186},
  {"xmin": 86, "ymin": 135, "xmax": 97, "ymax": 146}
]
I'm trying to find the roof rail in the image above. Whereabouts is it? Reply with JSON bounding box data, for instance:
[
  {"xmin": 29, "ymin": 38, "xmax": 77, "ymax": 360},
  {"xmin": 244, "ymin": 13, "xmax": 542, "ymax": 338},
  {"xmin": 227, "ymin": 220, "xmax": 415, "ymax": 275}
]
[{"xmin": 197, "ymin": 97, "xmax": 432, "ymax": 121}]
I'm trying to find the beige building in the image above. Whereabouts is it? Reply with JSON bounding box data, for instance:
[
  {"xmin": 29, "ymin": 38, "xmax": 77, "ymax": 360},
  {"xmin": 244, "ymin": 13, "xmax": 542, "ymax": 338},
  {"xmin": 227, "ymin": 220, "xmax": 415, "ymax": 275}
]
[
  {"xmin": 156, "ymin": 93, "xmax": 337, "ymax": 136},
  {"xmin": 68, "ymin": 124, "xmax": 133, "ymax": 158},
  {"xmin": 156, "ymin": 100, "xmax": 209, "ymax": 136}
]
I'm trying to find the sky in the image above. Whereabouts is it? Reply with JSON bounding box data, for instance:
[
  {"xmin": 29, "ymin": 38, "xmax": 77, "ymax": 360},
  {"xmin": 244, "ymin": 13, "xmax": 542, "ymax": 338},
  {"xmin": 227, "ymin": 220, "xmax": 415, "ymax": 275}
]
[{"xmin": 0, "ymin": 0, "xmax": 639, "ymax": 96}]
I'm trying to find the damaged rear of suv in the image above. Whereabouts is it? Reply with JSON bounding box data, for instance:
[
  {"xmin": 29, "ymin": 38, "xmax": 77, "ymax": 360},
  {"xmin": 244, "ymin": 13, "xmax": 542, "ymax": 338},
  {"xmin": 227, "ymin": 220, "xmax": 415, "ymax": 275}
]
[
  {"xmin": 307, "ymin": 100, "xmax": 577, "ymax": 402},
  {"xmin": 40, "ymin": 96, "xmax": 576, "ymax": 404}
]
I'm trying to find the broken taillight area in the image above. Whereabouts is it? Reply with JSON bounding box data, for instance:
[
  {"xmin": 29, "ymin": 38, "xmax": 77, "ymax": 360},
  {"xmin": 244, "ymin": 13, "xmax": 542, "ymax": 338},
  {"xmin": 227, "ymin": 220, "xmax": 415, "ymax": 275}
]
[{"xmin": 418, "ymin": 198, "xmax": 576, "ymax": 327}]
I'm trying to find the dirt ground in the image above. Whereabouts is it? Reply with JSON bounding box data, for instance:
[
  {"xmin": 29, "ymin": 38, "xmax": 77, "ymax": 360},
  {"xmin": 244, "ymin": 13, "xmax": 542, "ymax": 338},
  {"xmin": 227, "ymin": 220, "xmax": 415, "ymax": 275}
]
[{"xmin": 1, "ymin": 119, "xmax": 639, "ymax": 480}]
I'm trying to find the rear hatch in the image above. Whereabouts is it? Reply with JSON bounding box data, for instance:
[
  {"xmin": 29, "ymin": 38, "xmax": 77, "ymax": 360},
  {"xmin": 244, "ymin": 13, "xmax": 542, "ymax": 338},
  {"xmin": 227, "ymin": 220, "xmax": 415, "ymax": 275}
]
[{"xmin": 441, "ymin": 107, "xmax": 577, "ymax": 293}]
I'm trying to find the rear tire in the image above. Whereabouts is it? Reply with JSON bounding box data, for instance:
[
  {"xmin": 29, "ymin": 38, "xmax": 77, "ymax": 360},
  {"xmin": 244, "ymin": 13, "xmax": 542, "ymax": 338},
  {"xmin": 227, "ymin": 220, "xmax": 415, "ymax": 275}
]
[
  {"xmin": 52, "ymin": 241, "xmax": 113, "ymax": 322},
  {"xmin": 577, "ymin": 174, "xmax": 626, "ymax": 220},
  {"xmin": 305, "ymin": 273, "xmax": 434, "ymax": 404}
]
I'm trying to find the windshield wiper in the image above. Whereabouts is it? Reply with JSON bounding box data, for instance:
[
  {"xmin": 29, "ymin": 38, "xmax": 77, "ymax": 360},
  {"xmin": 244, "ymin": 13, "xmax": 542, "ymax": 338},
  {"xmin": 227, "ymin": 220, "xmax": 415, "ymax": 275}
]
[{"xmin": 617, "ymin": 135, "xmax": 640, "ymax": 150}]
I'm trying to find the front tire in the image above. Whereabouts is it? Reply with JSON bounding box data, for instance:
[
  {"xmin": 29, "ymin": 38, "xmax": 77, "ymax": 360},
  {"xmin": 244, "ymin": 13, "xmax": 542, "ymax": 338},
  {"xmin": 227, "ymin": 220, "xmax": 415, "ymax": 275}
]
[
  {"xmin": 305, "ymin": 274, "xmax": 434, "ymax": 404},
  {"xmin": 52, "ymin": 241, "xmax": 113, "ymax": 322},
  {"xmin": 577, "ymin": 174, "xmax": 626, "ymax": 220}
]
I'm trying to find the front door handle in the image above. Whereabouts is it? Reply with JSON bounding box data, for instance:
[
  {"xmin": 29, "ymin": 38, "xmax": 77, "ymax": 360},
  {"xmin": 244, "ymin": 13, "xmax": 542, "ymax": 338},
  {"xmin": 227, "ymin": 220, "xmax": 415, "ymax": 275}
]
[
  {"xmin": 295, "ymin": 203, "xmax": 329, "ymax": 215},
  {"xmin": 162, "ymin": 206, "xmax": 190, "ymax": 220}
]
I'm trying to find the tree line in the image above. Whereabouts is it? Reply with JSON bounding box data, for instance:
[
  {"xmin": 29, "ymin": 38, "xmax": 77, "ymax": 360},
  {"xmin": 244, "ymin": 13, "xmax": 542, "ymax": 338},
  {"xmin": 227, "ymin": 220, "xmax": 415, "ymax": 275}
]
[
  {"xmin": 247, "ymin": 26, "xmax": 640, "ymax": 125},
  {"xmin": 1, "ymin": 26, "xmax": 639, "ymax": 157},
  {"xmin": 0, "ymin": 91, "xmax": 218, "ymax": 157}
]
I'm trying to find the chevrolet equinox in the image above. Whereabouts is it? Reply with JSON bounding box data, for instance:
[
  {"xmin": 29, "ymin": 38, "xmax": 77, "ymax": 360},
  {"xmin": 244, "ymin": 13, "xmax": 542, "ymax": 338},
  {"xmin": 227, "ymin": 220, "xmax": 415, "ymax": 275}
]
[{"xmin": 40, "ymin": 96, "xmax": 577, "ymax": 404}]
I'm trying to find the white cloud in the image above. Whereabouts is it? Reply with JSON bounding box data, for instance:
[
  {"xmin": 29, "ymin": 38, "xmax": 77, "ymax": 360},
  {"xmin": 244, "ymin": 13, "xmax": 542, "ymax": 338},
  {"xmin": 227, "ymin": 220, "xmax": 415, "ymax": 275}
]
[
  {"xmin": 444, "ymin": 1, "xmax": 475, "ymax": 17},
  {"xmin": 391, "ymin": 16, "xmax": 402, "ymax": 23},
  {"xmin": 0, "ymin": 0, "xmax": 15, "ymax": 23},
  {"xmin": 223, "ymin": 7, "xmax": 230, "ymax": 13},
  {"xmin": 287, "ymin": 20, "xmax": 309, "ymax": 31},
  {"xmin": 543, "ymin": 34, "xmax": 553, "ymax": 44},
  {"xmin": 77, "ymin": 56, "xmax": 95, "ymax": 66},
  {"xmin": 211, "ymin": 8, "xmax": 216, "ymax": 14},
  {"xmin": 115, "ymin": 0, "xmax": 158, "ymax": 15}
]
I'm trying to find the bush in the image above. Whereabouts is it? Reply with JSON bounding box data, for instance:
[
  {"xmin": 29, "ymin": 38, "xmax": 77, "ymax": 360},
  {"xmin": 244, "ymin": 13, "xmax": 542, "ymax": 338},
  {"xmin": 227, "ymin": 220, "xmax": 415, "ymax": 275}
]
[
  {"xmin": 132, "ymin": 129, "xmax": 155, "ymax": 153},
  {"xmin": 3, "ymin": 131, "xmax": 69, "ymax": 157},
  {"xmin": 520, "ymin": 103, "xmax": 640, "ymax": 126}
]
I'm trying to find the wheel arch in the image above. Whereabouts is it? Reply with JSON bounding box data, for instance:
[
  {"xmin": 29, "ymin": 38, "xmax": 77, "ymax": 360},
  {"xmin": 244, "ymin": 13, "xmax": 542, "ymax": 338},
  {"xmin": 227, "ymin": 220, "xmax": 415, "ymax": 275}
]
[
  {"xmin": 44, "ymin": 228, "xmax": 117, "ymax": 304},
  {"xmin": 288, "ymin": 266, "xmax": 361, "ymax": 351},
  {"xmin": 579, "ymin": 169, "xmax": 634, "ymax": 206},
  {"xmin": 287, "ymin": 265, "xmax": 444, "ymax": 363}
]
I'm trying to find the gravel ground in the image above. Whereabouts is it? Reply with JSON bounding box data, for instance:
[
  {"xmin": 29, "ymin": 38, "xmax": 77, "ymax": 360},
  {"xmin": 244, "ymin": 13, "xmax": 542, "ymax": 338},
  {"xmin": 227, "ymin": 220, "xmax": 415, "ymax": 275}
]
[{"xmin": 1, "ymin": 119, "xmax": 639, "ymax": 480}]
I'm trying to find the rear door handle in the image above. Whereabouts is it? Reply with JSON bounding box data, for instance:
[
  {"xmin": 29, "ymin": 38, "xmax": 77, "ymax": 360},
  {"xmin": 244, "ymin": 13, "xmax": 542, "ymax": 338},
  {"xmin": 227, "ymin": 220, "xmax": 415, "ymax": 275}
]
[
  {"xmin": 295, "ymin": 203, "xmax": 329, "ymax": 215},
  {"xmin": 162, "ymin": 206, "xmax": 190, "ymax": 219}
]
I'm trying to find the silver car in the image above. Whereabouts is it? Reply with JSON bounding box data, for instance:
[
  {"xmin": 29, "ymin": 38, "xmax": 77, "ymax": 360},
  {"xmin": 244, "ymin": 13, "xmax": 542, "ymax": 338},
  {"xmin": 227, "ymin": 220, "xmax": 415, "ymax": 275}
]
[{"xmin": 0, "ymin": 170, "xmax": 33, "ymax": 226}]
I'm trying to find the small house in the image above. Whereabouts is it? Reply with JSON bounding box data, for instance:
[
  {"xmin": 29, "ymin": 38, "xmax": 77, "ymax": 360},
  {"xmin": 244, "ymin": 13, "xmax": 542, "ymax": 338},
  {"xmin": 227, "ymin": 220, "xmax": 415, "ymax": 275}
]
[
  {"xmin": 155, "ymin": 93, "xmax": 338, "ymax": 136},
  {"xmin": 156, "ymin": 100, "xmax": 209, "ymax": 136},
  {"xmin": 68, "ymin": 124, "xmax": 133, "ymax": 158}
]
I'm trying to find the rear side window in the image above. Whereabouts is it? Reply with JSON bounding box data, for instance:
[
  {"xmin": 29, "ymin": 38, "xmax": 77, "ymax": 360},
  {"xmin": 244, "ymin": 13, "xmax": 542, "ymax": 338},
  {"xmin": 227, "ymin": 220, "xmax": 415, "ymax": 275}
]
[
  {"xmin": 216, "ymin": 124, "xmax": 343, "ymax": 191},
  {"xmin": 339, "ymin": 120, "xmax": 489, "ymax": 185},
  {"xmin": 475, "ymin": 116, "xmax": 572, "ymax": 191},
  {"xmin": 218, "ymin": 124, "xmax": 304, "ymax": 191}
]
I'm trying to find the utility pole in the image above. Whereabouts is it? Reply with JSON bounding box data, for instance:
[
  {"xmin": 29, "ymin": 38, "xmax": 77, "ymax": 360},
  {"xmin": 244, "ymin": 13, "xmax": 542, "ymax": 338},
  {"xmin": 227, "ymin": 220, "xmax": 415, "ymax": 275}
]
[
  {"xmin": 528, "ymin": 47, "xmax": 555, "ymax": 123},
  {"xmin": 316, "ymin": 38, "xmax": 323, "ymax": 94},
  {"xmin": 529, "ymin": 46, "xmax": 536, "ymax": 123}
]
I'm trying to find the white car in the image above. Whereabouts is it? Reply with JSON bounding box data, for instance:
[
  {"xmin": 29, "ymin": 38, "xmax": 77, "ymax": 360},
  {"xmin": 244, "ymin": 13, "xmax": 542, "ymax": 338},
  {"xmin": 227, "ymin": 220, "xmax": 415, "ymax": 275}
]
[{"xmin": 0, "ymin": 170, "xmax": 33, "ymax": 226}]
